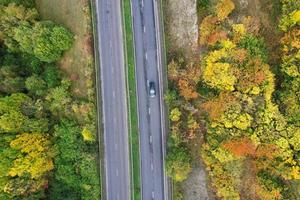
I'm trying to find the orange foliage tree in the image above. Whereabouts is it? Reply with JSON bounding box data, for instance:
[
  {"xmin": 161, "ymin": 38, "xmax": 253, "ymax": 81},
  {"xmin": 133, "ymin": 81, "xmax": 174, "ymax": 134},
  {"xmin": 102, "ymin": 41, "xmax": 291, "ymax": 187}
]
[{"xmin": 222, "ymin": 138, "xmax": 256, "ymax": 157}]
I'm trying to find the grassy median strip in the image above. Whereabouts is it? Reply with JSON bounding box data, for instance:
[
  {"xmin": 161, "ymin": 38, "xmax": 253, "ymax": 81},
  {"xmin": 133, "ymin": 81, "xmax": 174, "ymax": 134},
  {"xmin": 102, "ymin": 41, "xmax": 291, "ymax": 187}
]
[{"xmin": 122, "ymin": 0, "xmax": 142, "ymax": 200}]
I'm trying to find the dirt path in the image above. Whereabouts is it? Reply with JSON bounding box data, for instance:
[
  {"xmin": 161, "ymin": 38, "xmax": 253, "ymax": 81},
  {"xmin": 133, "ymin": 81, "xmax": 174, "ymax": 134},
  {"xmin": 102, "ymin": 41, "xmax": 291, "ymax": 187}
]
[{"xmin": 164, "ymin": 0, "xmax": 199, "ymax": 59}]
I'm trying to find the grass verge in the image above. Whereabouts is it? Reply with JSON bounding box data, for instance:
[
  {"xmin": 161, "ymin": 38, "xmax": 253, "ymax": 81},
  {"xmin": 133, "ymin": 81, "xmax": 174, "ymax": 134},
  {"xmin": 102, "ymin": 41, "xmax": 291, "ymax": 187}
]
[{"xmin": 122, "ymin": 0, "xmax": 141, "ymax": 199}]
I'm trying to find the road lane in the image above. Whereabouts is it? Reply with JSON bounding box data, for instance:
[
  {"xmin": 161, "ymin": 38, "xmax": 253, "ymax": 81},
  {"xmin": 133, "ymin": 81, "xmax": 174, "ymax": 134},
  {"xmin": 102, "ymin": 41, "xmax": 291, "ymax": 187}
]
[
  {"xmin": 131, "ymin": 0, "xmax": 167, "ymax": 199},
  {"xmin": 95, "ymin": 0, "xmax": 131, "ymax": 199}
]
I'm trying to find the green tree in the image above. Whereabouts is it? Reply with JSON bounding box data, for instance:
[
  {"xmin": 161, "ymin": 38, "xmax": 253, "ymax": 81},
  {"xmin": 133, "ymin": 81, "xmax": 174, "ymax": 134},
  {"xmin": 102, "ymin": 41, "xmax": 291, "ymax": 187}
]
[
  {"xmin": 45, "ymin": 80, "xmax": 72, "ymax": 116},
  {"xmin": 25, "ymin": 74, "xmax": 46, "ymax": 96},
  {"xmin": 31, "ymin": 22, "xmax": 73, "ymax": 62},
  {"xmin": 42, "ymin": 64, "xmax": 61, "ymax": 88},
  {"xmin": 166, "ymin": 147, "xmax": 192, "ymax": 182}
]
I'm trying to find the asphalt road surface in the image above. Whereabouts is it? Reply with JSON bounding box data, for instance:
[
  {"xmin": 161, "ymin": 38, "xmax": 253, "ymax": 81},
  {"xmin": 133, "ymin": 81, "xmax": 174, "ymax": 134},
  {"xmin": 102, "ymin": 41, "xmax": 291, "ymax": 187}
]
[
  {"xmin": 131, "ymin": 0, "xmax": 167, "ymax": 199},
  {"xmin": 95, "ymin": 0, "xmax": 130, "ymax": 200}
]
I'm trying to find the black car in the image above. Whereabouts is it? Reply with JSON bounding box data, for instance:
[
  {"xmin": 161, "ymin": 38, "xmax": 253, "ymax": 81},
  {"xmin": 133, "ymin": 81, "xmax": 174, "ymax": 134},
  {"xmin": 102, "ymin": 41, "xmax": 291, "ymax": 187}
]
[{"xmin": 149, "ymin": 81, "xmax": 156, "ymax": 97}]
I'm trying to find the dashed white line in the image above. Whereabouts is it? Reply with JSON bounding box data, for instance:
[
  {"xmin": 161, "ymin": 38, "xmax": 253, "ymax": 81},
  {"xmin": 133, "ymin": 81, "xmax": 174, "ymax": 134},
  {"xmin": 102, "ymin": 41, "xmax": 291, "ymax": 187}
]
[
  {"xmin": 112, "ymin": 91, "xmax": 116, "ymax": 98},
  {"xmin": 145, "ymin": 52, "xmax": 148, "ymax": 60},
  {"xmin": 149, "ymin": 135, "xmax": 152, "ymax": 144},
  {"xmin": 148, "ymin": 107, "xmax": 151, "ymax": 115},
  {"xmin": 116, "ymin": 169, "xmax": 119, "ymax": 177},
  {"xmin": 143, "ymin": 26, "xmax": 146, "ymax": 33},
  {"xmin": 151, "ymin": 162, "xmax": 154, "ymax": 171}
]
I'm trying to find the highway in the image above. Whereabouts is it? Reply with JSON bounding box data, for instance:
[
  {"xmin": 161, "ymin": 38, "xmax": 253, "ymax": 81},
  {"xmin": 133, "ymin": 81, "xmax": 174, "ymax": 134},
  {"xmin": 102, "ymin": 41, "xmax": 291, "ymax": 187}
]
[
  {"xmin": 131, "ymin": 0, "xmax": 167, "ymax": 199},
  {"xmin": 95, "ymin": 0, "xmax": 131, "ymax": 200}
]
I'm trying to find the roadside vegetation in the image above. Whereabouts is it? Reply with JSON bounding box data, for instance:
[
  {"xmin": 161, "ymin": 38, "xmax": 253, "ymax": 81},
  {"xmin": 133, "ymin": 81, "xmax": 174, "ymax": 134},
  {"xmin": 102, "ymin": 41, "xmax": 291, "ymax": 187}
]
[
  {"xmin": 165, "ymin": 0, "xmax": 300, "ymax": 199},
  {"xmin": 0, "ymin": 0, "xmax": 100, "ymax": 199},
  {"xmin": 123, "ymin": 0, "xmax": 141, "ymax": 199}
]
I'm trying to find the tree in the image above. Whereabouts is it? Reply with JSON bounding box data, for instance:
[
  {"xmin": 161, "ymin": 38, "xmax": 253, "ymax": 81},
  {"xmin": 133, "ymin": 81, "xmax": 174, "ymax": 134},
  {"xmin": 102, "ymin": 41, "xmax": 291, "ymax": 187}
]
[
  {"xmin": 31, "ymin": 22, "xmax": 73, "ymax": 62},
  {"xmin": 202, "ymin": 42, "xmax": 237, "ymax": 91},
  {"xmin": 166, "ymin": 147, "xmax": 192, "ymax": 182},
  {"xmin": 0, "ymin": 93, "xmax": 48, "ymax": 133},
  {"xmin": 170, "ymin": 108, "xmax": 181, "ymax": 122},
  {"xmin": 222, "ymin": 138, "xmax": 256, "ymax": 157},
  {"xmin": 50, "ymin": 119, "xmax": 100, "ymax": 199},
  {"xmin": 25, "ymin": 74, "xmax": 46, "ymax": 96},
  {"xmin": 238, "ymin": 34, "xmax": 268, "ymax": 62},
  {"xmin": 0, "ymin": 0, "xmax": 35, "ymax": 7},
  {"xmin": 0, "ymin": 4, "xmax": 73, "ymax": 62},
  {"xmin": 9, "ymin": 133, "xmax": 54, "ymax": 179},
  {"xmin": 0, "ymin": 65, "xmax": 25, "ymax": 94},
  {"xmin": 215, "ymin": 0, "xmax": 235, "ymax": 21},
  {"xmin": 42, "ymin": 64, "xmax": 61, "ymax": 88},
  {"xmin": 46, "ymin": 80, "xmax": 72, "ymax": 116}
]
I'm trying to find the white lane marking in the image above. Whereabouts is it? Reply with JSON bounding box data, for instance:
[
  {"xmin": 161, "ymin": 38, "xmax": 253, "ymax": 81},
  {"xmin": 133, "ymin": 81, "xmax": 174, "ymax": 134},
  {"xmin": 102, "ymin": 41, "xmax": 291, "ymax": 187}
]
[
  {"xmin": 149, "ymin": 135, "xmax": 152, "ymax": 144},
  {"xmin": 152, "ymin": 191, "xmax": 155, "ymax": 199},
  {"xmin": 109, "ymin": 40, "xmax": 112, "ymax": 48},
  {"xmin": 114, "ymin": 143, "xmax": 118, "ymax": 150},
  {"xmin": 148, "ymin": 107, "xmax": 151, "ymax": 115},
  {"xmin": 143, "ymin": 26, "xmax": 146, "ymax": 33},
  {"xmin": 114, "ymin": 117, "xmax": 117, "ymax": 124},
  {"xmin": 151, "ymin": 162, "xmax": 154, "ymax": 171},
  {"xmin": 145, "ymin": 52, "xmax": 148, "ymax": 60},
  {"xmin": 141, "ymin": 0, "xmax": 144, "ymax": 7},
  {"xmin": 112, "ymin": 91, "xmax": 116, "ymax": 98},
  {"xmin": 116, "ymin": 169, "xmax": 119, "ymax": 177}
]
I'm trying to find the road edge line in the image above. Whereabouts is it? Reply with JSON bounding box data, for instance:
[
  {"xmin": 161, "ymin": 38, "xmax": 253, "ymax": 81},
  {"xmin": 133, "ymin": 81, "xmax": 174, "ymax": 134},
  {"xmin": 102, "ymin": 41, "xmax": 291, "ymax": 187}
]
[{"xmin": 90, "ymin": 0, "xmax": 106, "ymax": 199}]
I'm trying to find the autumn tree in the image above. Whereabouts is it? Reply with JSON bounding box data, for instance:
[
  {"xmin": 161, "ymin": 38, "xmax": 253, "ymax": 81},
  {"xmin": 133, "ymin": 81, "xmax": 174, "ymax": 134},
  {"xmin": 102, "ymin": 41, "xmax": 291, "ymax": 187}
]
[
  {"xmin": 166, "ymin": 146, "xmax": 192, "ymax": 182},
  {"xmin": 215, "ymin": 0, "xmax": 235, "ymax": 21},
  {"xmin": 0, "ymin": 4, "xmax": 73, "ymax": 62}
]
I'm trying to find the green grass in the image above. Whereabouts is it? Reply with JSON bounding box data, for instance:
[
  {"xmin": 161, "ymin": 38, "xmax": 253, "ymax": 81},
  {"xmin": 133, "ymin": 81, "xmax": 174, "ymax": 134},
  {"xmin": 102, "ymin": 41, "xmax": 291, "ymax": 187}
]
[
  {"xmin": 122, "ymin": 0, "xmax": 141, "ymax": 199},
  {"xmin": 35, "ymin": 0, "xmax": 94, "ymax": 99}
]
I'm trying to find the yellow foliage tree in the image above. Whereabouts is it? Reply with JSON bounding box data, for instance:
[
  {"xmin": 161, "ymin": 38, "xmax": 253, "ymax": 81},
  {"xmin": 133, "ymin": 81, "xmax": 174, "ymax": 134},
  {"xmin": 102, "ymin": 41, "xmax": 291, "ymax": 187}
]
[
  {"xmin": 215, "ymin": 0, "xmax": 235, "ymax": 21},
  {"xmin": 82, "ymin": 127, "xmax": 95, "ymax": 142},
  {"xmin": 202, "ymin": 41, "xmax": 237, "ymax": 91},
  {"xmin": 9, "ymin": 133, "xmax": 54, "ymax": 179},
  {"xmin": 170, "ymin": 108, "xmax": 182, "ymax": 122}
]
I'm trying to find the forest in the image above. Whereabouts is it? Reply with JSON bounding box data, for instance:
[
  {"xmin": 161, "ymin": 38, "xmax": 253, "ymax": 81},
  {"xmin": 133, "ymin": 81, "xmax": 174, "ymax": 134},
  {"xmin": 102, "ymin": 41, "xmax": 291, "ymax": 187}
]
[
  {"xmin": 0, "ymin": 0, "xmax": 100, "ymax": 199},
  {"xmin": 166, "ymin": 0, "xmax": 300, "ymax": 199}
]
